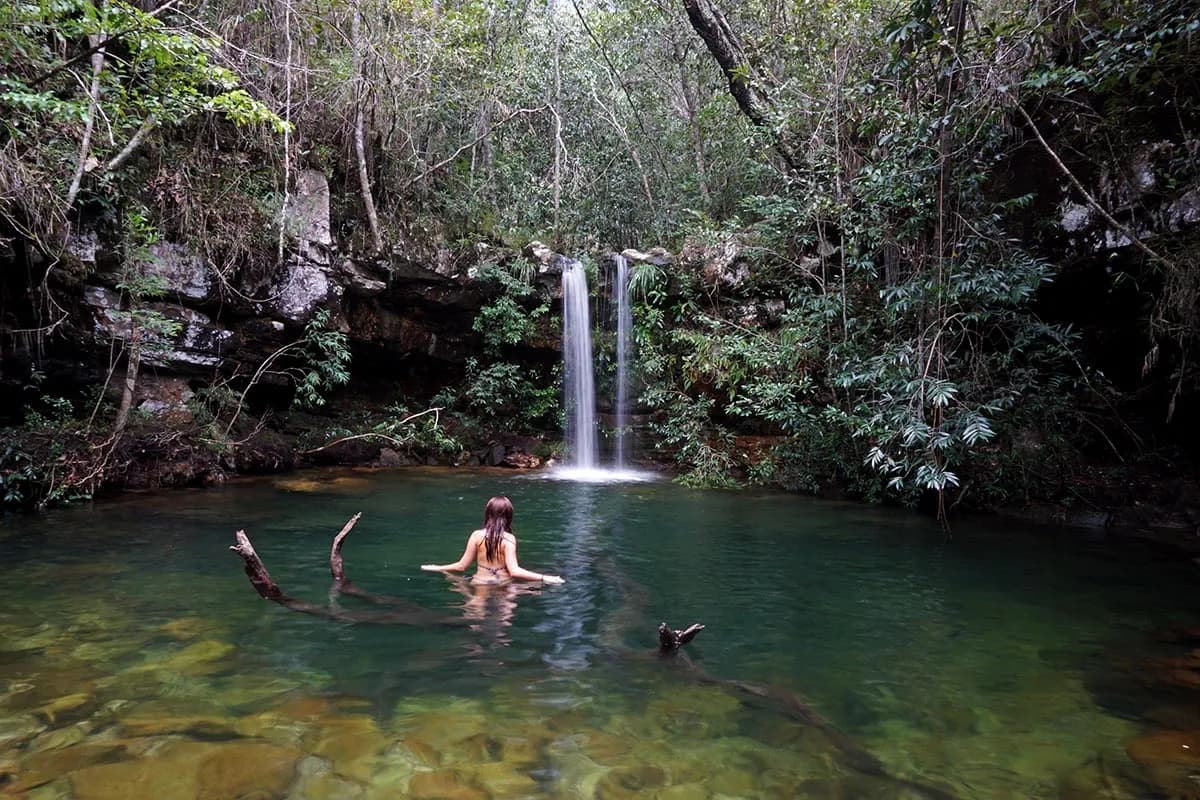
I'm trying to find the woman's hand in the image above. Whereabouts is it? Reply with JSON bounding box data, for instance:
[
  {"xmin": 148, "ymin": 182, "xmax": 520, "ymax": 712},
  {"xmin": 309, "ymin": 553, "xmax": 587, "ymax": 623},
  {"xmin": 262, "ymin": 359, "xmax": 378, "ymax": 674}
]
[
  {"xmin": 541, "ymin": 574, "xmax": 565, "ymax": 585},
  {"xmin": 420, "ymin": 564, "xmax": 443, "ymax": 572}
]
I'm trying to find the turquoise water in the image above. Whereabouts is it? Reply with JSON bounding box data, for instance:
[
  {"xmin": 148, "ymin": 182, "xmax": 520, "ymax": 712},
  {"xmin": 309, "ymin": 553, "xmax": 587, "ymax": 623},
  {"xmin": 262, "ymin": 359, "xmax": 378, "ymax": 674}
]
[{"xmin": 1, "ymin": 467, "xmax": 1197, "ymax": 799}]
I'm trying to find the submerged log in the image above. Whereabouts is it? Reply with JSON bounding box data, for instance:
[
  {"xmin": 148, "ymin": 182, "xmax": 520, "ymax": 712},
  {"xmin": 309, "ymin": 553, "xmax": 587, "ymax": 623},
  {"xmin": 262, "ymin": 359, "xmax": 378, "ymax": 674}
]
[
  {"xmin": 327, "ymin": 512, "xmax": 453, "ymax": 621},
  {"xmin": 658, "ymin": 621, "xmax": 706, "ymax": 653},
  {"xmin": 230, "ymin": 517, "xmax": 461, "ymax": 626},
  {"xmin": 328, "ymin": 512, "xmax": 361, "ymax": 582},
  {"xmin": 597, "ymin": 556, "xmax": 957, "ymax": 800},
  {"xmin": 230, "ymin": 530, "xmax": 341, "ymax": 619}
]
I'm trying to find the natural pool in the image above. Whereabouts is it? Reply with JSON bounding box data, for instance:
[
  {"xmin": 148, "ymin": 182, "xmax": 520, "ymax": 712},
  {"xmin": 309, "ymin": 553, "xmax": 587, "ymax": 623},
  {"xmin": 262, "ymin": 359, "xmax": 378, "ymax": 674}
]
[{"xmin": 1, "ymin": 468, "xmax": 1198, "ymax": 799}]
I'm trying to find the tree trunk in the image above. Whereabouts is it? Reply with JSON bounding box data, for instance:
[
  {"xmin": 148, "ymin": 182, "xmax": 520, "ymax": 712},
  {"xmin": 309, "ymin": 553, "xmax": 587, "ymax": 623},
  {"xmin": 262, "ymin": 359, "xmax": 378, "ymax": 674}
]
[
  {"xmin": 550, "ymin": 16, "xmax": 564, "ymax": 245},
  {"xmin": 677, "ymin": 57, "xmax": 711, "ymax": 206},
  {"xmin": 352, "ymin": 1, "xmax": 384, "ymax": 254},
  {"xmin": 680, "ymin": 0, "xmax": 772, "ymax": 125},
  {"xmin": 112, "ymin": 322, "xmax": 140, "ymax": 440},
  {"xmin": 65, "ymin": 33, "xmax": 107, "ymax": 209},
  {"xmin": 681, "ymin": 0, "xmax": 797, "ymax": 169}
]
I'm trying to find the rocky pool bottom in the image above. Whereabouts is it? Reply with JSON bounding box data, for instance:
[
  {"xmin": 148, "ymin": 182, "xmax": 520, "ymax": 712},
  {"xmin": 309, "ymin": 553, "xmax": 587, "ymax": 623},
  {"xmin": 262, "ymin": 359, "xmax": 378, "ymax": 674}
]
[{"xmin": 1, "ymin": 469, "xmax": 1199, "ymax": 799}]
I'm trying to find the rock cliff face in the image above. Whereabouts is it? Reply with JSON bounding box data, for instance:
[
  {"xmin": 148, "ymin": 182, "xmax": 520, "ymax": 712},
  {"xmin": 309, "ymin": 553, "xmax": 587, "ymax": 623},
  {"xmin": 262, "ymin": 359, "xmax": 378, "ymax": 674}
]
[{"xmin": 0, "ymin": 170, "xmax": 567, "ymax": 423}]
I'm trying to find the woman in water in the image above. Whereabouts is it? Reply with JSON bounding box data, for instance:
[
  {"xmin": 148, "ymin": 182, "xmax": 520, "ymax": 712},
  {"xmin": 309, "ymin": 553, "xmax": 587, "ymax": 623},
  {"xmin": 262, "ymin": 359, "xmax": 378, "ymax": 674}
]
[{"xmin": 420, "ymin": 496, "xmax": 565, "ymax": 585}]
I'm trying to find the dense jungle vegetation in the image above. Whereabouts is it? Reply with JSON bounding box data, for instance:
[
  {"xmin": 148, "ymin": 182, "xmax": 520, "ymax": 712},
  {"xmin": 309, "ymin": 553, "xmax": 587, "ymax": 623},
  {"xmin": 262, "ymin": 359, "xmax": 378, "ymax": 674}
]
[{"xmin": 0, "ymin": 0, "xmax": 1197, "ymax": 519}]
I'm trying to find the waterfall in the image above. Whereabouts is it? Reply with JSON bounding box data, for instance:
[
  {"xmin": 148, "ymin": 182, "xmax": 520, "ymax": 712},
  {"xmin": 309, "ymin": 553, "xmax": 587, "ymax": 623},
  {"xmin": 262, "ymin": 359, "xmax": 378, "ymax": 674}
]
[
  {"xmin": 561, "ymin": 259, "xmax": 598, "ymax": 469},
  {"xmin": 614, "ymin": 254, "xmax": 632, "ymax": 469}
]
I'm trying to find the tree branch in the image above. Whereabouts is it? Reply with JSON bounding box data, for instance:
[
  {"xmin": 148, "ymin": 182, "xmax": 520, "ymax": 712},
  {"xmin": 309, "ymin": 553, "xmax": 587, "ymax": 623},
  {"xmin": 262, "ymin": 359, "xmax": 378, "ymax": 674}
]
[
  {"xmin": 1011, "ymin": 100, "xmax": 1176, "ymax": 271},
  {"xmin": 64, "ymin": 34, "xmax": 107, "ymax": 210},
  {"xmin": 405, "ymin": 107, "xmax": 549, "ymax": 188},
  {"xmin": 104, "ymin": 116, "xmax": 157, "ymax": 173},
  {"xmin": 28, "ymin": 0, "xmax": 185, "ymax": 88}
]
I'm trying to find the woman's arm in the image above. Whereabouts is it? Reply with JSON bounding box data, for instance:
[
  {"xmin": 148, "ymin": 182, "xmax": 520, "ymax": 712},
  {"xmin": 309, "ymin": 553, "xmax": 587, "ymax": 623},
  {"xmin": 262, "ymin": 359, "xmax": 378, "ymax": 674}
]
[
  {"xmin": 421, "ymin": 531, "xmax": 480, "ymax": 572},
  {"xmin": 503, "ymin": 538, "xmax": 565, "ymax": 585}
]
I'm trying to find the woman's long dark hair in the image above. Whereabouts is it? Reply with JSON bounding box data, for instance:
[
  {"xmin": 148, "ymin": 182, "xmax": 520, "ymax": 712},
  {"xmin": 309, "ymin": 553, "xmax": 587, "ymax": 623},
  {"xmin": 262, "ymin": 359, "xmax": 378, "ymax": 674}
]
[{"xmin": 482, "ymin": 496, "xmax": 514, "ymax": 562}]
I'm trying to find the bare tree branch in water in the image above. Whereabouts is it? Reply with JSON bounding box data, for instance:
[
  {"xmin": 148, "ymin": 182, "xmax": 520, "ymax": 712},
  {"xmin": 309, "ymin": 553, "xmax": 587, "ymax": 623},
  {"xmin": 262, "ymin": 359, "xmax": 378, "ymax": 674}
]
[{"xmin": 230, "ymin": 516, "xmax": 461, "ymax": 626}]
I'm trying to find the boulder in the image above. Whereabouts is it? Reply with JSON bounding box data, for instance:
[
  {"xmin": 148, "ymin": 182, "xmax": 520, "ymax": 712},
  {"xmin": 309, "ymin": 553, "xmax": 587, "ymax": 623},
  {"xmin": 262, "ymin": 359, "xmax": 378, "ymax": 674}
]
[
  {"xmin": 64, "ymin": 229, "xmax": 102, "ymax": 273},
  {"xmin": 339, "ymin": 259, "xmax": 388, "ymax": 296},
  {"xmin": 620, "ymin": 247, "xmax": 675, "ymax": 266},
  {"xmin": 140, "ymin": 243, "xmax": 212, "ymax": 303},
  {"xmin": 1126, "ymin": 728, "xmax": 1200, "ymax": 797},
  {"xmin": 1167, "ymin": 187, "xmax": 1200, "ymax": 232},
  {"xmin": 285, "ymin": 169, "xmax": 333, "ymax": 264},
  {"xmin": 273, "ymin": 260, "xmax": 340, "ymax": 323},
  {"xmin": 144, "ymin": 304, "xmax": 236, "ymax": 370},
  {"xmin": 681, "ymin": 237, "xmax": 750, "ymax": 290},
  {"xmin": 522, "ymin": 240, "xmax": 558, "ymax": 270}
]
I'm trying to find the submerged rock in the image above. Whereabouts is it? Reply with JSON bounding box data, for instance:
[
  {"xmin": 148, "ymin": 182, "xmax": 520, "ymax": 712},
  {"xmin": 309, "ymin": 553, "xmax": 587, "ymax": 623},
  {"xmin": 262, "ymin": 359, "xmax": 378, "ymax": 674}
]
[
  {"xmin": 1126, "ymin": 728, "xmax": 1200, "ymax": 797},
  {"xmin": 274, "ymin": 475, "xmax": 374, "ymax": 494},
  {"xmin": 8, "ymin": 743, "xmax": 126, "ymax": 793},
  {"xmin": 0, "ymin": 713, "xmax": 46, "ymax": 749},
  {"xmin": 290, "ymin": 755, "xmax": 367, "ymax": 800},
  {"xmin": 33, "ymin": 692, "xmax": 93, "ymax": 725},
  {"xmin": 306, "ymin": 714, "xmax": 389, "ymax": 782},
  {"xmin": 465, "ymin": 761, "xmax": 540, "ymax": 796},
  {"xmin": 69, "ymin": 740, "xmax": 302, "ymax": 800},
  {"xmin": 160, "ymin": 617, "xmax": 225, "ymax": 642},
  {"xmin": 29, "ymin": 722, "xmax": 91, "ymax": 752},
  {"xmin": 134, "ymin": 639, "xmax": 235, "ymax": 676},
  {"xmin": 595, "ymin": 763, "xmax": 668, "ymax": 799},
  {"xmin": 407, "ymin": 769, "xmax": 488, "ymax": 800}
]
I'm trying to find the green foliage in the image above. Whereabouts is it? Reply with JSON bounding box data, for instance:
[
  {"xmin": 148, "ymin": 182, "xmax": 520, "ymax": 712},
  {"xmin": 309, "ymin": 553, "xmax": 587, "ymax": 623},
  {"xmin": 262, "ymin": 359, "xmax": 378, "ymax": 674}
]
[
  {"xmin": 623, "ymin": 0, "xmax": 1093, "ymax": 508},
  {"xmin": 0, "ymin": 0, "xmax": 285, "ymax": 246},
  {"xmin": 457, "ymin": 358, "xmax": 559, "ymax": 433},
  {"xmin": 471, "ymin": 260, "xmax": 549, "ymax": 356},
  {"xmin": 643, "ymin": 389, "xmax": 739, "ymax": 490},
  {"xmin": 292, "ymin": 310, "xmax": 352, "ymax": 409}
]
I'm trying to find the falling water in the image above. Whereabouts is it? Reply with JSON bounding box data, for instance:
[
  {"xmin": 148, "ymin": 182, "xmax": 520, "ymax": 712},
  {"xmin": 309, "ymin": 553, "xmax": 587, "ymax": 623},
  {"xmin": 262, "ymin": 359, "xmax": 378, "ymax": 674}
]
[
  {"xmin": 561, "ymin": 259, "xmax": 598, "ymax": 469},
  {"xmin": 614, "ymin": 254, "xmax": 633, "ymax": 469}
]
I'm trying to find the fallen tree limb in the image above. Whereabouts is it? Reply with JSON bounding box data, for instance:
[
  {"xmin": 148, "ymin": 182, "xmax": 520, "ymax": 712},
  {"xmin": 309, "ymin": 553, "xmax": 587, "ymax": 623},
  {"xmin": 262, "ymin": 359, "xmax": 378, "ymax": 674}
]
[
  {"xmin": 658, "ymin": 621, "xmax": 706, "ymax": 653},
  {"xmin": 328, "ymin": 512, "xmax": 361, "ymax": 582},
  {"xmin": 326, "ymin": 512, "xmax": 455, "ymax": 621},
  {"xmin": 230, "ymin": 518, "xmax": 462, "ymax": 626},
  {"xmin": 598, "ymin": 555, "xmax": 957, "ymax": 800}
]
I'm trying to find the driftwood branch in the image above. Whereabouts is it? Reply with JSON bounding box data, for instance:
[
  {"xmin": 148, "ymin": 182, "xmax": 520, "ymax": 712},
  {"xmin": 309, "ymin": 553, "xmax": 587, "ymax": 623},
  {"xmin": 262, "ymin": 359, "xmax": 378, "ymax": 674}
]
[
  {"xmin": 658, "ymin": 621, "xmax": 706, "ymax": 652},
  {"xmin": 328, "ymin": 512, "xmax": 362, "ymax": 581},
  {"xmin": 104, "ymin": 116, "xmax": 157, "ymax": 173},
  {"xmin": 230, "ymin": 516, "xmax": 462, "ymax": 626}
]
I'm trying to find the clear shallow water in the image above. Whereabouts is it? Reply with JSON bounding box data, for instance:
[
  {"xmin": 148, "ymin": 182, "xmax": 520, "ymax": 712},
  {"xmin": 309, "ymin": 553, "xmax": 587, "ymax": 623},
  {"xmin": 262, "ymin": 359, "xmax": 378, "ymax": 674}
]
[{"xmin": 1, "ymin": 468, "xmax": 1198, "ymax": 799}]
